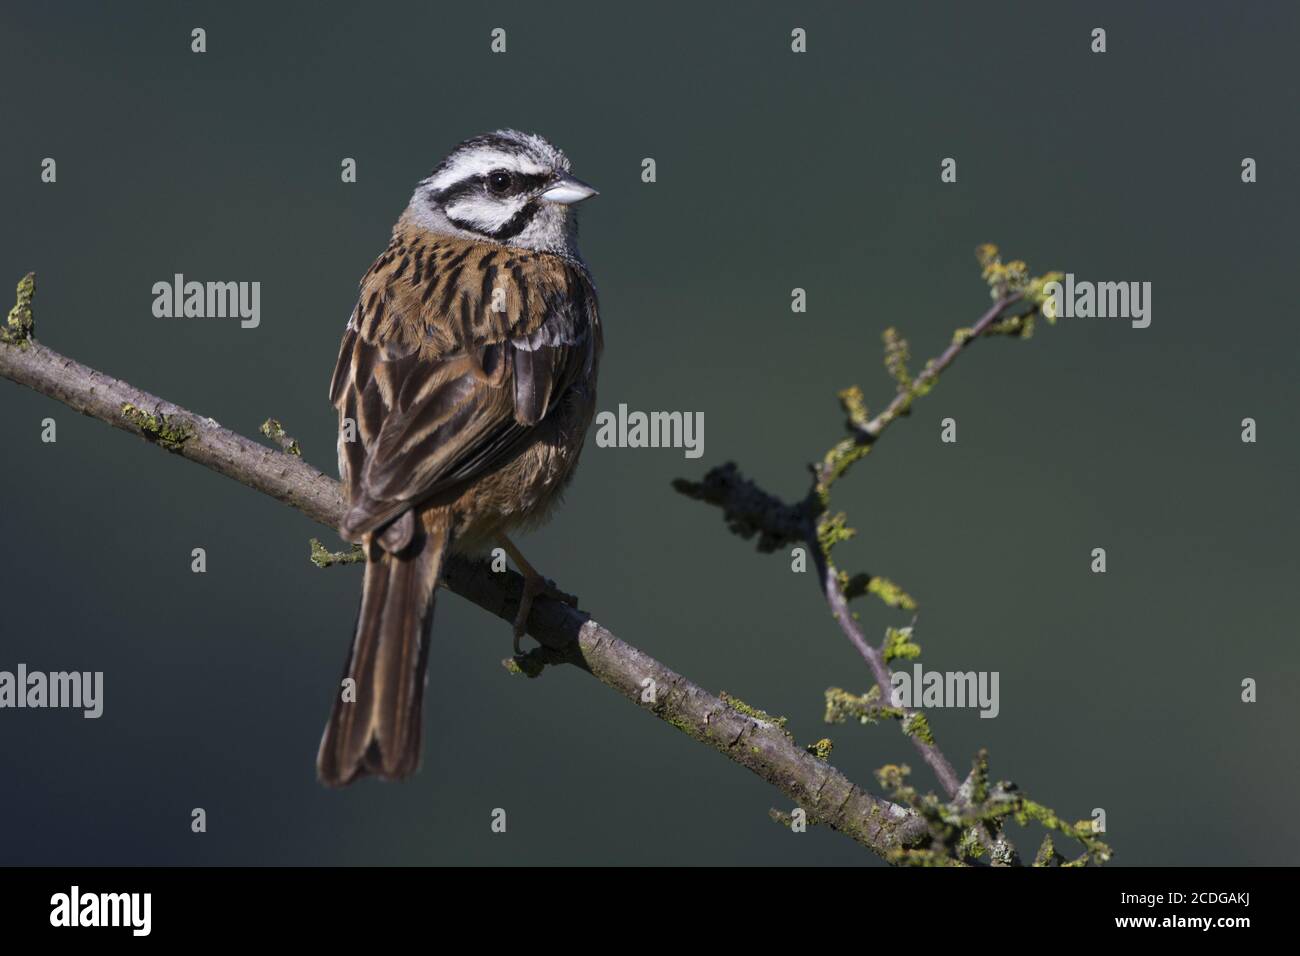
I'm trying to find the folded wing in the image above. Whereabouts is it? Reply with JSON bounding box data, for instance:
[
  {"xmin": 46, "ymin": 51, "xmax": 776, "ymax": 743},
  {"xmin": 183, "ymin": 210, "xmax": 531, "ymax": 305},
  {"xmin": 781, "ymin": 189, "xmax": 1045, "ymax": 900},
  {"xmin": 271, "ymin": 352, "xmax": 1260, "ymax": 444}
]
[{"xmin": 329, "ymin": 234, "xmax": 597, "ymax": 541}]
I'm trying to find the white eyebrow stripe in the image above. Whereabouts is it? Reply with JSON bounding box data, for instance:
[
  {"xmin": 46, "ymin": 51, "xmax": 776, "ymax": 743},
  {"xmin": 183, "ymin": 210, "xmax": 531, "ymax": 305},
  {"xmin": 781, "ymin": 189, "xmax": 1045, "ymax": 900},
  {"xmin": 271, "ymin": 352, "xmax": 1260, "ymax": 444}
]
[{"xmin": 426, "ymin": 151, "xmax": 549, "ymax": 191}]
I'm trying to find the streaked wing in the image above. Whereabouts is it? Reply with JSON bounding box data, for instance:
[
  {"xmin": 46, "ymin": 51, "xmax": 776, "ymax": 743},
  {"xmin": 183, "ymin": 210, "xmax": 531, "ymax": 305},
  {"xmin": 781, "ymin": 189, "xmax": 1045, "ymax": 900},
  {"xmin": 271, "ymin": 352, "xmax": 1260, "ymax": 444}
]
[{"xmin": 330, "ymin": 230, "xmax": 596, "ymax": 539}]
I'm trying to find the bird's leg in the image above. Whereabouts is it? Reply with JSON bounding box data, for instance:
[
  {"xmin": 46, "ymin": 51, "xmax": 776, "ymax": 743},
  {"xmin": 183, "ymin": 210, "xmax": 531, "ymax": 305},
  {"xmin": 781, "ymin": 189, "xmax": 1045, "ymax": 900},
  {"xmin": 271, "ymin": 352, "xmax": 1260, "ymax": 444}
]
[{"xmin": 496, "ymin": 534, "xmax": 578, "ymax": 654}]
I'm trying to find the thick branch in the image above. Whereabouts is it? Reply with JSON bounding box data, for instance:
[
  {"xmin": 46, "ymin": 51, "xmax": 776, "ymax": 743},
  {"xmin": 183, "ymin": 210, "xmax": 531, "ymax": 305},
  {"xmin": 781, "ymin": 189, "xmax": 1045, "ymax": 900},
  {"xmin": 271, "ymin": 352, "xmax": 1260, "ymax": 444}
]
[{"xmin": 0, "ymin": 321, "xmax": 926, "ymax": 858}]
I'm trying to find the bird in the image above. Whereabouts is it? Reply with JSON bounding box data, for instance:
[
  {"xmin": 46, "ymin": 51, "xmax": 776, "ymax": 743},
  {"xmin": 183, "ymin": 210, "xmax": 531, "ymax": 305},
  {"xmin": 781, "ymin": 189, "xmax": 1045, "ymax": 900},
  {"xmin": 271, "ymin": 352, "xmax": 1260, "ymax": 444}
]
[{"xmin": 317, "ymin": 130, "xmax": 602, "ymax": 787}]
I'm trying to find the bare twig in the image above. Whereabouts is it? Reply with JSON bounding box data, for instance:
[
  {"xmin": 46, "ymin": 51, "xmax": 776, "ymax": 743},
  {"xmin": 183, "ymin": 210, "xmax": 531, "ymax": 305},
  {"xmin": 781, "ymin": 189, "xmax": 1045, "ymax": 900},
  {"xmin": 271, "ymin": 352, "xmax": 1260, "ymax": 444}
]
[{"xmin": 0, "ymin": 275, "xmax": 927, "ymax": 859}]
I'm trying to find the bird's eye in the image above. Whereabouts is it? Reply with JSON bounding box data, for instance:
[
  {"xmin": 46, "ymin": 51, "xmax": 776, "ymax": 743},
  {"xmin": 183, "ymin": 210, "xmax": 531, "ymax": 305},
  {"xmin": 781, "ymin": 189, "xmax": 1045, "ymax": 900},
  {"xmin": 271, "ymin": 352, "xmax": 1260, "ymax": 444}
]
[{"xmin": 487, "ymin": 170, "xmax": 513, "ymax": 195}]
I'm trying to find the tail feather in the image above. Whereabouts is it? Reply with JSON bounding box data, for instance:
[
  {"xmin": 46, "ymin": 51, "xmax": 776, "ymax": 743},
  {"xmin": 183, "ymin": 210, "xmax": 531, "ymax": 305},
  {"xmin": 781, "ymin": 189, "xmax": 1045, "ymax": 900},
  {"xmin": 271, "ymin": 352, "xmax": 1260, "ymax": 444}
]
[{"xmin": 317, "ymin": 508, "xmax": 449, "ymax": 787}]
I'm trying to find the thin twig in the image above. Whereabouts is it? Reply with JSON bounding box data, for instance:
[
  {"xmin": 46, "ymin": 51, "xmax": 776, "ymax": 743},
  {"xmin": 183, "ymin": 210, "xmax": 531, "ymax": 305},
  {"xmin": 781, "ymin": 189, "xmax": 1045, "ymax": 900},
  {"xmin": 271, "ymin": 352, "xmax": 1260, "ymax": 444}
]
[
  {"xmin": 815, "ymin": 547, "xmax": 962, "ymax": 797},
  {"xmin": 815, "ymin": 290, "xmax": 1024, "ymax": 798},
  {"xmin": 854, "ymin": 291, "xmax": 1023, "ymax": 446}
]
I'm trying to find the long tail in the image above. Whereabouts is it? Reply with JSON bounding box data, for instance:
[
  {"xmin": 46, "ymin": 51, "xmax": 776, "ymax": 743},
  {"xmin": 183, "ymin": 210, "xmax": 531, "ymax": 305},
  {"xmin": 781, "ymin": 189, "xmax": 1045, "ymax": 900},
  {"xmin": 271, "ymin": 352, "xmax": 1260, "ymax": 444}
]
[{"xmin": 317, "ymin": 508, "xmax": 449, "ymax": 787}]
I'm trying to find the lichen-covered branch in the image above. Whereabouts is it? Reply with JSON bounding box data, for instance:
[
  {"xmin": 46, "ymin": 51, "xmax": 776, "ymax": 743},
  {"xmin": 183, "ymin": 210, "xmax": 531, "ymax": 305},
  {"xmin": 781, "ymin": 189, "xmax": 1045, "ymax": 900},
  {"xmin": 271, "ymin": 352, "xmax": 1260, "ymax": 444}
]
[
  {"xmin": 260, "ymin": 417, "xmax": 302, "ymax": 456},
  {"xmin": 671, "ymin": 462, "xmax": 968, "ymax": 800},
  {"xmin": 674, "ymin": 246, "xmax": 1108, "ymax": 865},
  {"xmin": 0, "ymin": 273, "xmax": 927, "ymax": 860},
  {"xmin": 308, "ymin": 538, "xmax": 365, "ymax": 568},
  {"xmin": 815, "ymin": 547, "xmax": 962, "ymax": 795}
]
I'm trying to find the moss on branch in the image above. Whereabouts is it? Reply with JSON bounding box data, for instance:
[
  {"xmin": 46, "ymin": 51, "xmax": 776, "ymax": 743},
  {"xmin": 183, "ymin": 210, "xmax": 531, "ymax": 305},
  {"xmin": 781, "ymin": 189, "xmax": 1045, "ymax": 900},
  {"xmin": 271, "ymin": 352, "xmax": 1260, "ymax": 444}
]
[
  {"xmin": 120, "ymin": 402, "xmax": 195, "ymax": 450},
  {"xmin": 260, "ymin": 418, "xmax": 302, "ymax": 456},
  {"xmin": 2, "ymin": 273, "xmax": 36, "ymax": 348},
  {"xmin": 308, "ymin": 537, "xmax": 365, "ymax": 568}
]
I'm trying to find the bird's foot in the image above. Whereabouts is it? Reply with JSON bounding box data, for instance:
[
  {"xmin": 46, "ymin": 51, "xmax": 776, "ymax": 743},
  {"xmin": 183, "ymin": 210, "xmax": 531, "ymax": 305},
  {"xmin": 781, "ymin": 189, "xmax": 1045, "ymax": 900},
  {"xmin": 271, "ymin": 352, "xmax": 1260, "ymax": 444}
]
[{"xmin": 513, "ymin": 573, "xmax": 578, "ymax": 655}]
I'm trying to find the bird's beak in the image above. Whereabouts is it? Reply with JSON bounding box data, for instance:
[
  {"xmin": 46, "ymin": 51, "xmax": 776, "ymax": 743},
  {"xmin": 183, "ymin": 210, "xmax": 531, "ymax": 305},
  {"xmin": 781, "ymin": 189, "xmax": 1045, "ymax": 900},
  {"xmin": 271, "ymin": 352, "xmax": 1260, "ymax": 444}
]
[{"xmin": 540, "ymin": 174, "xmax": 598, "ymax": 205}]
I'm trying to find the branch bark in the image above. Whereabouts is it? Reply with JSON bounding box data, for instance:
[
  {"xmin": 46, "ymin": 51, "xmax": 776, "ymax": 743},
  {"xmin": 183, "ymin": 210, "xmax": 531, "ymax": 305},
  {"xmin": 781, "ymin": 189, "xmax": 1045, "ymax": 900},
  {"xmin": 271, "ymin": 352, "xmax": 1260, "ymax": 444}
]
[{"xmin": 0, "ymin": 284, "xmax": 927, "ymax": 859}]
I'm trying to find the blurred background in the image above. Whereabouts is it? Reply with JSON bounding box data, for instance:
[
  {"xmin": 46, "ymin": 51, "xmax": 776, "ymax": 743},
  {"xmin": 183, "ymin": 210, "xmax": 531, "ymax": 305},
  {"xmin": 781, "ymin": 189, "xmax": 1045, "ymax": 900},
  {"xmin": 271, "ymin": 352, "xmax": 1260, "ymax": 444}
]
[{"xmin": 1, "ymin": 0, "xmax": 1296, "ymax": 865}]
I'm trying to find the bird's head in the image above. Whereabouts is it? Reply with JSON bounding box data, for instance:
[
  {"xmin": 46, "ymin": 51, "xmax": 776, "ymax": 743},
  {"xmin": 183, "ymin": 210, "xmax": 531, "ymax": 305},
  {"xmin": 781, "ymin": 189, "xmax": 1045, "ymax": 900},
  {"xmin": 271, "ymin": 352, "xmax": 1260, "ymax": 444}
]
[{"xmin": 410, "ymin": 130, "xmax": 597, "ymax": 258}]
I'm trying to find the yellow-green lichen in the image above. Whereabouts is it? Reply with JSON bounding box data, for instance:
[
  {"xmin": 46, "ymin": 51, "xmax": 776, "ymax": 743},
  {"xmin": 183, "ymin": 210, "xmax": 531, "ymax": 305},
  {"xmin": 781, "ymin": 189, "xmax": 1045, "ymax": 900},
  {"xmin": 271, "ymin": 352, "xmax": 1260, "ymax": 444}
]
[
  {"xmin": 121, "ymin": 402, "xmax": 195, "ymax": 450},
  {"xmin": 663, "ymin": 711, "xmax": 697, "ymax": 737},
  {"xmin": 837, "ymin": 385, "xmax": 869, "ymax": 429},
  {"xmin": 1033, "ymin": 833, "xmax": 1066, "ymax": 867},
  {"xmin": 882, "ymin": 626, "xmax": 922, "ymax": 663},
  {"xmin": 815, "ymin": 511, "xmax": 856, "ymax": 553},
  {"xmin": 2, "ymin": 273, "xmax": 35, "ymax": 348},
  {"xmin": 824, "ymin": 685, "xmax": 903, "ymax": 726},
  {"xmin": 501, "ymin": 654, "xmax": 547, "ymax": 678},
  {"xmin": 839, "ymin": 573, "xmax": 918, "ymax": 612},
  {"xmin": 870, "ymin": 577, "xmax": 917, "ymax": 611},
  {"xmin": 805, "ymin": 737, "xmax": 834, "ymax": 760},
  {"xmin": 309, "ymin": 537, "xmax": 365, "ymax": 568},
  {"xmin": 721, "ymin": 691, "xmax": 790, "ymax": 733},
  {"xmin": 882, "ymin": 327, "xmax": 912, "ymax": 392},
  {"xmin": 875, "ymin": 763, "xmax": 911, "ymax": 791},
  {"xmin": 260, "ymin": 418, "xmax": 302, "ymax": 456},
  {"xmin": 902, "ymin": 712, "xmax": 935, "ymax": 745}
]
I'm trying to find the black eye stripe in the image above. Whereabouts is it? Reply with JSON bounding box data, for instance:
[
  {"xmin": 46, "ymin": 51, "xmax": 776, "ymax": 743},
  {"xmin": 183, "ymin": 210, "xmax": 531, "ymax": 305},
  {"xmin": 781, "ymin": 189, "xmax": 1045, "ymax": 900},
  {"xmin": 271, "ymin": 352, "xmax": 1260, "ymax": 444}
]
[
  {"xmin": 507, "ymin": 172, "xmax": 550, "ymax": 192},
  {"xmin": 432, "ymin": 171, "xmax": 552, "ymax": 206},
  {"xmin": 431, "ymin": 180, "xmax": 481, "ymax": 205},
  {"xmin": 490, "ymin": 201, "xmax": 540, "ymax": 240}
]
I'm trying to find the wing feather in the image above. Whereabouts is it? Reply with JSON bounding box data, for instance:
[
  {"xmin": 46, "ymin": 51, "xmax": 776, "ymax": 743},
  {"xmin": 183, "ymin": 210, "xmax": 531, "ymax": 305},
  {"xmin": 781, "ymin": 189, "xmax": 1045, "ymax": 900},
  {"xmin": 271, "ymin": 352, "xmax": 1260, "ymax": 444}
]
[{"xmin": 330, "ymin": 228, "xmax": 597, "ymax": 541}]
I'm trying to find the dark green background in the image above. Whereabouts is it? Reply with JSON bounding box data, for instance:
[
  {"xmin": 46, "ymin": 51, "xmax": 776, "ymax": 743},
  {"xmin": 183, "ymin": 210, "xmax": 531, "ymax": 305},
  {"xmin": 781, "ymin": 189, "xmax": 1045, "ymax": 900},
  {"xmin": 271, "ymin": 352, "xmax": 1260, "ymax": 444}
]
[{"xmin": 2, "ymin": 1, "xmax": 1296, "ymax": 865}]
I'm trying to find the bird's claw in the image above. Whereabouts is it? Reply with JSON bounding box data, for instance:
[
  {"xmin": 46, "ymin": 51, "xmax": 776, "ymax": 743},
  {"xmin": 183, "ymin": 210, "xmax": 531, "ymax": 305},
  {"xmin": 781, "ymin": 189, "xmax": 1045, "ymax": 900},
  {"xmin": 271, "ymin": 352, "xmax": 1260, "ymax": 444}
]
[{"xmin": 513, "ymin": 575, "xmax": 578, "ymax": 655}]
